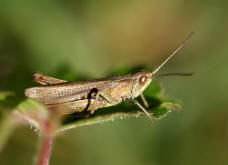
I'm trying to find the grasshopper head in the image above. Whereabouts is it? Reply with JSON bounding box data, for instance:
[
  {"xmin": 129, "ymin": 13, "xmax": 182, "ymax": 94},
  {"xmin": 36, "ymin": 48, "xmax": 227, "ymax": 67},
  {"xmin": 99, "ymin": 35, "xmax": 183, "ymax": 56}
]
[{"xmin": 131, "ymin": 71, "xmax": 153, "ymax": 98}]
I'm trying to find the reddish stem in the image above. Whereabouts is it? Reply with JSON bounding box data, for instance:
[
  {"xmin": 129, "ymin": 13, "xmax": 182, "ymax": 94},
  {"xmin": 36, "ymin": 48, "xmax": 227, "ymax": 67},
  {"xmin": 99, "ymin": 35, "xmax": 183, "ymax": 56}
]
[{"xmin": 36, "ymin": 135, "xmax": 53, "ymax": 165}]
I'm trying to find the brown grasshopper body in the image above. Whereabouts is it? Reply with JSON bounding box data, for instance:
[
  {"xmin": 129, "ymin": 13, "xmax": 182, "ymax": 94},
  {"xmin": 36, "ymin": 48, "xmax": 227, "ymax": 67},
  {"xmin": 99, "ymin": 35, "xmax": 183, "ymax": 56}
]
[
  {"xmin": 25, "ymin": 32, "xmax": 193, "ymax": 125},
  {"xmin": 25, "ymin": 71, "xmax": 151, "ymax": 111}
]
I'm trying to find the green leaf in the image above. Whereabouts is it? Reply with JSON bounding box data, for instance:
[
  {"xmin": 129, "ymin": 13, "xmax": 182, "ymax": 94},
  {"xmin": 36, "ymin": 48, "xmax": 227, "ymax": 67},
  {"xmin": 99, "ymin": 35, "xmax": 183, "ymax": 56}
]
[
  {"xmin": 13, "ymin": 99, "xmax": 49, "ymax": 131},
  {"xmin": 0, "ymin": 112, "xmax": 15, "ymax": 152},
  {"xmin": 0, "ymin": 91, "xmax": 16, "ymax": 151},
  {"xmin": 0, "ymin": 92, "xmax": 49, "ymax": 151},
  {"xmin": 0, "ymin": 91, "xmax": 14, "ymax": 101}
]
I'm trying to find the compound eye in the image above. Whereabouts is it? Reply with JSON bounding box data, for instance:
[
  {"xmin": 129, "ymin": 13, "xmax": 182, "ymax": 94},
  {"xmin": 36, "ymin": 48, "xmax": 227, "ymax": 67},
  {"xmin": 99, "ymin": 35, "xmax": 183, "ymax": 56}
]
[{"xmin": 139, "ymin": 75, "xmax": 147, "ymax": 86}]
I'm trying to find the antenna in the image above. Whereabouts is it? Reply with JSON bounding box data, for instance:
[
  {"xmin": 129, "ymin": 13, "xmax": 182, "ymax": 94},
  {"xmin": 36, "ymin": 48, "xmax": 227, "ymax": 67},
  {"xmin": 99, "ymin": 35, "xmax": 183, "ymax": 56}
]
[
  {"xmin": 151, "ymin": 32, "xmax": 194, "ymax": 76},
  {"xmin": 157, "ymin": 72, "xmax": 194, "ymax": 77}
]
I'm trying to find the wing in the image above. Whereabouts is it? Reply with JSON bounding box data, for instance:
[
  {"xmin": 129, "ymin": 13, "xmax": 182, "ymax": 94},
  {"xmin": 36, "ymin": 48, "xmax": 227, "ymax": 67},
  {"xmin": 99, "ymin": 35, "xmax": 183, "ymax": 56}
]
[{"xmin": 25, "ymin": 73, "xmax": 132, "ymax": 105}]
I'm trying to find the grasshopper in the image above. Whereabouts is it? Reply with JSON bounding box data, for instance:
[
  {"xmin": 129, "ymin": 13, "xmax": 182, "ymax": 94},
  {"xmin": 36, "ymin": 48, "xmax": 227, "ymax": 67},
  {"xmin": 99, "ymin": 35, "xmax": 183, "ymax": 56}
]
[{"xmin": 25, "ymin": 32, "xmax": 193, "ymax": 125}]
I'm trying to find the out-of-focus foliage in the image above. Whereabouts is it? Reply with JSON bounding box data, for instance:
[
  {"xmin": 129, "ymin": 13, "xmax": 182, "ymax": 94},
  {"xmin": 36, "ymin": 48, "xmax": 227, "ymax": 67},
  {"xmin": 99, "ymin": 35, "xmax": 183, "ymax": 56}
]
[{"xmin": 0, "ymin": 0, "xmax": 228, "ymax": 165}]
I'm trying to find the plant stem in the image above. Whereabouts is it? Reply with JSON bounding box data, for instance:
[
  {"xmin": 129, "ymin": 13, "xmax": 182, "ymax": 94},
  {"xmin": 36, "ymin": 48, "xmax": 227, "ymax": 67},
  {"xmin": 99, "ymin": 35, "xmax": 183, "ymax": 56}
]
[{"xmin": 36, "ymin": 135, "xmax": 53, "ymax": 165}]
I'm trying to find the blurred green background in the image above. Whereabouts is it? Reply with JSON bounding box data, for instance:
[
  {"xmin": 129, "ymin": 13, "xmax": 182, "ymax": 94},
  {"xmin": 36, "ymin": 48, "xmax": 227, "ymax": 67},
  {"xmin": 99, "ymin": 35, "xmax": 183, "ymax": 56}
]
[{"xmin": 0, "ymin": 0, "xmax": 228, "ymax": 165}]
